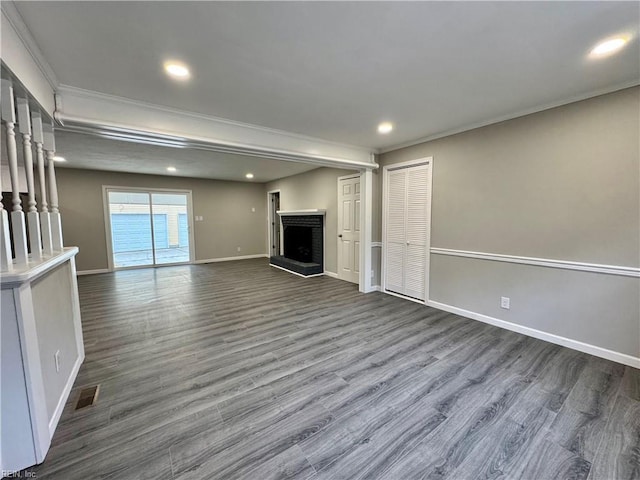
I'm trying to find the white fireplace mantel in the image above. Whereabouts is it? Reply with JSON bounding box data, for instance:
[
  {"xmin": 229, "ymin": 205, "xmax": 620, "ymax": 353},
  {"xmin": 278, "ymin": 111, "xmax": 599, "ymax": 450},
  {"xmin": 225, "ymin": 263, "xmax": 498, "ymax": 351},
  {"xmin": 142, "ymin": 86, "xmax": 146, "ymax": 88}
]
[{"xmin": 277, "ymin": 209, "xmax": 326, "ymax": 216}]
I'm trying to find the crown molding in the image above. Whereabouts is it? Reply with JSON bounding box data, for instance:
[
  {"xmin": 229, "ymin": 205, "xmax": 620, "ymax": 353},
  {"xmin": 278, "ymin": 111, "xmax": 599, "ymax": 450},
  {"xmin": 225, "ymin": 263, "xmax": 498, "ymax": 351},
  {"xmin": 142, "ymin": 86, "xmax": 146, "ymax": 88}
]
[
  {"xmin": 55, "ymin": 85, "xmax": 378, "ymax": 169},
  {"xmin": 1, "ymin": 1, "xmax": 59, "ymax": 91},
  {"xmin": 379, "ymin": 80, "xmax": 640, "ymax": 154}
]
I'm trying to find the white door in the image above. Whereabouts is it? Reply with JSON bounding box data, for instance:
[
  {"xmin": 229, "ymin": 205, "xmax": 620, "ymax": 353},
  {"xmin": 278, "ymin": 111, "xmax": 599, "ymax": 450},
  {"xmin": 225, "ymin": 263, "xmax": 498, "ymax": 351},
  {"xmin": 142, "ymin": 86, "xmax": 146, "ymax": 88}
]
[
  {"xmin": 337, "ymin": 175, "xmax": 360, "ymax": 283},
  {"xmin": 383, "ymin": 160, "xmax": 431, "ymax": 300}
]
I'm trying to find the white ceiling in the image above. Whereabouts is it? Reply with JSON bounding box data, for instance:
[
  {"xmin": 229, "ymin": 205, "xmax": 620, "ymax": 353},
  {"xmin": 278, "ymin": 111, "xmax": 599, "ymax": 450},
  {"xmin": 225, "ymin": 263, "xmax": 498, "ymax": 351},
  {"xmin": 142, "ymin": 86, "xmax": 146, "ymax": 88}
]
[
  {"xmin": 13, "ymin": 1, "xmax": 640, "ymax": 151},
  {"xmin": 53, "ymin": 130, "xmax": 321, "ymax": 182}
]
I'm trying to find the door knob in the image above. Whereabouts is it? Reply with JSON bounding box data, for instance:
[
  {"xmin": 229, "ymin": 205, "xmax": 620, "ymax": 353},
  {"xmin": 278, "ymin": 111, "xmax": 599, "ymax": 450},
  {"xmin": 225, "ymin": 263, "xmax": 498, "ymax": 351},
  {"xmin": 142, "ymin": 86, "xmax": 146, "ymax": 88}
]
[{"xmin": 406, "ymin": 241, "xmax": 410, "ymax": 245}]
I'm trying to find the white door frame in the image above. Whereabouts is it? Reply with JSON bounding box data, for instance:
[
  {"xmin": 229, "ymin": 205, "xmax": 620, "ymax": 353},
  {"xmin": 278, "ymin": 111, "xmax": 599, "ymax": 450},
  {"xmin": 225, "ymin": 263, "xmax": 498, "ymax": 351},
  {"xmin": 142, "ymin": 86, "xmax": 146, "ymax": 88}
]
[
  {"xmin": 102, "ymin": 185, "xmax": 196, "ymax": 271},
  {"xmin": 337, "ymin": 173, "xmax": 361, "ymax": 284},
  {"xmin": 266, "ymin": 189, "xmax": 282, "ymax": 257},
  {"xmin": 381, "ymin": 157, "xmax": 433, "ymax": 303}
]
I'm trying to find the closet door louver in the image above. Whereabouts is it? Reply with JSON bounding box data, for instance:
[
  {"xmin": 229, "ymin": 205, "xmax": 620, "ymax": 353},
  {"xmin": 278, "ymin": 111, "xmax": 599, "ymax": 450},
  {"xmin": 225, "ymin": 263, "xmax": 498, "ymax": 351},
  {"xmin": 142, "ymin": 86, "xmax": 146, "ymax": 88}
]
[
  {"xmin": 385, "ymin": 169, "xmax": 407, "ymax": 295},
  {"xmin": 384, "ymin": 161, "xmax": 430, "ymax": 301},
  {"xmin": 404, "ymin": 165, "xmax": 429, "ymax": 300}
]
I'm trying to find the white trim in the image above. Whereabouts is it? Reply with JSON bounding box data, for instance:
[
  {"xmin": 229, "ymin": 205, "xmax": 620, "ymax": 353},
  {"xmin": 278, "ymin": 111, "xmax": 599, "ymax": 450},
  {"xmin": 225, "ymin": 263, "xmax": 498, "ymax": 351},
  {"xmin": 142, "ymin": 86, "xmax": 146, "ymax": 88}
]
[
  {"xmin": 426, "ymin": 300, "xmax": 640, "ymax": 369},
  {"xmin": 324, "ymin": 270, "xmax": 339, "ymax": 278},
  {"xmin": 269, "ymin": 263, "xmax": 326, "ymax": 278},
  {"xmin": 384, "ymin": 289, "xmax": 426, "ymax": 305},
  {"xmin": 384, "ymin": 156, "xmax": 432, "ymax": 171},
  {"xmin": 13, "ymin": 284, "xmax": 50, "ymax": 463},
  {"xmin": 359, "ymin": 170, "xmax": 373, "ymax": 293},
  {"xmin": 195, "ymin": 254, "xmax": 268, "ymax": 264},
  {"xmin": 337, "ymin": 173, "xmax": 361, "ymax": 181},
  {"xmin": 0, "ymin": 247, "xmax": 79, "ymax": 287},
  {"xmin": 381, "ymin": 157, "xmax": 433, "ymax": 301},
  {"xmin": 76, "ymin": 268, "xmax": 110, "ymax": 276},
  {"xmin": 379, "ymin": 80, "xmax": 640, "ymax": 154},
  {"xmin": 430, "ymin": 248, "xmax": 640, "ymax": 278},
  {"xmin": 370, "ymin": 285, "xmax": 382, "ymax": 292},
  {"xmin": 372, "ymin": 242, "xmax": 382, "ymax": 248},
  {"xmin": 266, "ymin": 189, "xmax": 281, "ymax": 258},
  {"xmin": 55, "ymin": 85, "xmax": 377, "ymax": 168},
  {"xmin": 48, "ymin": 353, "xmax": 82, "ymax": 438},
  {"xmin": 277, "ymin": 209, "xmax": 326, "ymax": 216}
]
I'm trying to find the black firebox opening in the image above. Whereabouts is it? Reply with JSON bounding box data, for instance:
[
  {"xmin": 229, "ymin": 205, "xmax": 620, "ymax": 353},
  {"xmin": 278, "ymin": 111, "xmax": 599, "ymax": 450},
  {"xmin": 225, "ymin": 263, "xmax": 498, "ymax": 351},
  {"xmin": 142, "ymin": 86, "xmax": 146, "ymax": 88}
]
[
  {"xmin": 270, "ymin": 214, "xmax": 324, "ymax": 276},
  {"xmin": 284, "ymin": 226, "xmax": 313, "ymax": 263}
]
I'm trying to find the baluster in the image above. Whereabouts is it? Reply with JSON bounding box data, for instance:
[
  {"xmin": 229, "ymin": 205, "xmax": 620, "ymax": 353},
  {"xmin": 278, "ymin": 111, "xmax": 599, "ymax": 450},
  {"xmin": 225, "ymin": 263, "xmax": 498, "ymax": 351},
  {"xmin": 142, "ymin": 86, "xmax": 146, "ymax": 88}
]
[
  {"xmin": 0, "ymin": 200, "xmax": 10, "ymax": 271},
  {"xmin": 43, "ymin": 121, "xmax": 63, "ymax": 252},
  {"xmin": 17, "ymin": 97, "xmax": 42, "ymax": 260},
  {"xmin": 1, "ymin": 79, "xmax": 28, "ymax": 265},
  {"xmin": 31, "ymin": 111, "xmax": 53, "ymax": 256}
]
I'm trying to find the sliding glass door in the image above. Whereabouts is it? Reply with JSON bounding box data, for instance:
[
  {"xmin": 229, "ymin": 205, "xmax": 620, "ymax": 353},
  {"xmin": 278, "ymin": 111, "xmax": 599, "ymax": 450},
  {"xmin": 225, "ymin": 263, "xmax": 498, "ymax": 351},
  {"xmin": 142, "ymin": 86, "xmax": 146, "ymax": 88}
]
[{"xmin": 106, "ymin": 188, "xmax": 193, "ymax": 269}]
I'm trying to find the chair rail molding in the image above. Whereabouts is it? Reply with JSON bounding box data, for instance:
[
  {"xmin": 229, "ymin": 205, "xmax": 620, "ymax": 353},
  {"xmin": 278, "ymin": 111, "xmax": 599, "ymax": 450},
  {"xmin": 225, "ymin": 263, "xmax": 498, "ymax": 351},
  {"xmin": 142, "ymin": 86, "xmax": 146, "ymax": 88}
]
[{"xmin": 430, "ymin": 247, "xmax": 640, "ymax": 278}]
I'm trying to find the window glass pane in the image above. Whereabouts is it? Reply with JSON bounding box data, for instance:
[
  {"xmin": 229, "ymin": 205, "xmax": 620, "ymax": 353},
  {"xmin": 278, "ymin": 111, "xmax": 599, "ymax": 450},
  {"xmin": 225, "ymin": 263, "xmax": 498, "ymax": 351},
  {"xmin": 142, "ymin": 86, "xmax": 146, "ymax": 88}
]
[
  {"xmin": 151, "ymin": 193, "xmax": 190, "ymax": 265},
  {"xmin": 108, "ymin": 191, "xmax": 154, "ymax": 268}
]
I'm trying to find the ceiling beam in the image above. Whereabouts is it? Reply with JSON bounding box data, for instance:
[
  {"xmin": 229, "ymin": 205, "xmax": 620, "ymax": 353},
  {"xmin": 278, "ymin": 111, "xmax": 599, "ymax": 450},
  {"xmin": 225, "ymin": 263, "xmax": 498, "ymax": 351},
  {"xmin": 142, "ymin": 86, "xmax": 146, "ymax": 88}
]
[{"xmin": 55, "ymin": 85, "xmax": 378, "ymax": 170}]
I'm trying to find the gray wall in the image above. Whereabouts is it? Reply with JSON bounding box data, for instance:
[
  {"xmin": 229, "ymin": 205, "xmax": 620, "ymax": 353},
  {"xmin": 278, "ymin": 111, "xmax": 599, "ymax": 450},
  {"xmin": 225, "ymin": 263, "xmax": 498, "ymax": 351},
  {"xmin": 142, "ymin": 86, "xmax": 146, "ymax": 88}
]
[
  {"xmin": 56, "ymin": 168, "xmax": 267, "ymax": 272},
  {"xmin": 377, "ymin": 86, "xmax": 640, "ymax": 358},
  {"xmin": 265, "ymin": 167, "xmax": 356, "ymax": 274}
]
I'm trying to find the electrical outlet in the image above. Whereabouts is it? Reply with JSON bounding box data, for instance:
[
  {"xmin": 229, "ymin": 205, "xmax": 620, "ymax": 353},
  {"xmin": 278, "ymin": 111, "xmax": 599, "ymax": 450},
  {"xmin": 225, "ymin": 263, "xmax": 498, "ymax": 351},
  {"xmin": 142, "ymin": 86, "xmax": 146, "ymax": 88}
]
[
  {"xmin": 237, "ymin": 246, "xmax": 241, "ymax": 252},
  {"xmin": 501, "ymin": 296, "xmax": 510, "ymax": 310},
  {"xmin": 54, "ymin": 350, "xmax": 61, "ymax": 372},
  {"xmin": 370, "ymin": 270, "xmax": 374, "ymax": 279},
  {"xmin": 251, "ymin": 207, "xmax": 255, "ymax": 213}
]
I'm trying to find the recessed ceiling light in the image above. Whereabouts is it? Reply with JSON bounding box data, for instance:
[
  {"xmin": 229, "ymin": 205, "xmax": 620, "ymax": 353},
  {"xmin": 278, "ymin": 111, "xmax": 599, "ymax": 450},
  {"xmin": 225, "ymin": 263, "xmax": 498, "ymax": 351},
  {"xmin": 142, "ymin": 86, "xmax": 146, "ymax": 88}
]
[
  {"xmin": 167, "ymin": 166, "xmax": 177, "ymax": 172},
  {"xmin": 163, "ymin": 61, "xmax": 191, "ymax": 79},
  {"xmin": 52, "ymin": 156, "xmax": 66, "ymax": 162},
  {"xmin": 245, "ymin": 173, "xmax": 254, "ymax": 179},
  {"xmin": 590, "ymin": 36, "xmax": 629, "ymax": 58},
  {"xmin": 377, "ymin": 122, "xmax": 393, "ymax": 134}
]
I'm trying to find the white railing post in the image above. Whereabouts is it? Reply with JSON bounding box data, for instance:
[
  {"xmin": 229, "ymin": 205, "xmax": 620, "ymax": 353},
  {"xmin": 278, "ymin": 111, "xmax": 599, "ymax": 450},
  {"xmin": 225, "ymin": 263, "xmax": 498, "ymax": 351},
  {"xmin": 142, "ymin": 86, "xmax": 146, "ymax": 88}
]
[
  {"xmin": 0, "ymin": 81, "xmax": 13, "ymax": 271},
  {"xmin": 43, "ymin": 121, "xmax": 63, "ymax": 252},
  {"xmin": 17, "ymin": 97, "xmax": 42, "ymax": 261},
  {"xmin": 0, "ymin": 203, "xmax": 11, "ymax": 271},
  {"xmin": 31, "ymin": 111, "xmax": 53, "ymax": 256},
  {"xmin": 2, "ymin": 79, "xmax": 28, "ymax": 266}
]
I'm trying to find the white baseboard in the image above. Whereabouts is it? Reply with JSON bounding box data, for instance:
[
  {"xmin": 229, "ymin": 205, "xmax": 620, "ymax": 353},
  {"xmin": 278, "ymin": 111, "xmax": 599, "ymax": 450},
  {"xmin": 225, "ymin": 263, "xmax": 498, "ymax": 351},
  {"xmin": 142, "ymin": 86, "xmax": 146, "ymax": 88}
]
[
  {"xmin": 195, "ymin": 254, "xmax": 268, "ymax": 264},
  {"xmin": 76, "ymin": 268, "xmax": 110, "ymax": 276},
  {"xmin": 383, "ymin": 288, "xmax": 425, "ymax": 305},
  {"xmin": 324, "ymin": 271, "xmax": 338, "ymax": 278},
  {"xmin": 427, "ymin": 299, "xmax": 640, "ymax": 369},
  {"xmin": 360, "ymin": 285, "xmax": 380, "ymax": 293},
  {"xmin": 49, "ymin": 352, "xmax": 84, "ymax": 438}
]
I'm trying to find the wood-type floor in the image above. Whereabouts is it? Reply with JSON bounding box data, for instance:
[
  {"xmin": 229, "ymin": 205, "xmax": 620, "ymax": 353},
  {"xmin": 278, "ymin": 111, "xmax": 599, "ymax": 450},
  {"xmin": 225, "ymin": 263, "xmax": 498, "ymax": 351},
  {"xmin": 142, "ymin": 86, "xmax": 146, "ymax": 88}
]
[{"xmin": 26, "ymin": 259, "xmax": 640, "ymax": 479}]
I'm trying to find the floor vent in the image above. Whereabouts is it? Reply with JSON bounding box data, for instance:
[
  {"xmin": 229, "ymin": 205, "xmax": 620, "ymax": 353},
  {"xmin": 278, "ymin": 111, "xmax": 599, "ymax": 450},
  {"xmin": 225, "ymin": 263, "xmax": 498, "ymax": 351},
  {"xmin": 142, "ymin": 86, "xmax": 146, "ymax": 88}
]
[{"xmin": 75, "ymin": 385, "xmax": 100, "ymax": 410}]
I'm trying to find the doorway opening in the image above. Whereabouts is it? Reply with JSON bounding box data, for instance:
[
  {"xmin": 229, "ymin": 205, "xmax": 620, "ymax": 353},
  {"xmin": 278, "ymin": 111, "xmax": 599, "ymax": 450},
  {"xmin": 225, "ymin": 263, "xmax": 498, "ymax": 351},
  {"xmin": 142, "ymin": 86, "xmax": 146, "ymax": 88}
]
[
  {"xmin": 104, "ymin": 187, "xmax": 194, "ymax": 270},
  {"xmin": 268, "ymin": 190, "xmax": 281, "ymax": 257}
]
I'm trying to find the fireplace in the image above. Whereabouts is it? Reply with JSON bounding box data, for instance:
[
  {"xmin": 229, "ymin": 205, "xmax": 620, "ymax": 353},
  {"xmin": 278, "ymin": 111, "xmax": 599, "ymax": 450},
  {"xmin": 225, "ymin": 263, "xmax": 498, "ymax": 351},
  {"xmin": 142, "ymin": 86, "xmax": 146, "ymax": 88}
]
[{"xmin": 270, "ymin": 210, "xmax": 324, "ymax": 276}]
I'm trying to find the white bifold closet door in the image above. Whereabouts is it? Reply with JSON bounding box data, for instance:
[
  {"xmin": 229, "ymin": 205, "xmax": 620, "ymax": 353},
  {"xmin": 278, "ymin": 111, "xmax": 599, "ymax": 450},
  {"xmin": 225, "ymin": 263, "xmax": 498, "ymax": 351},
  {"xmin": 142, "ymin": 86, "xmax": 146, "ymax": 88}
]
[{"xmin": 384, "ymin": 163, "xmax": 430, "ymax": 300}]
